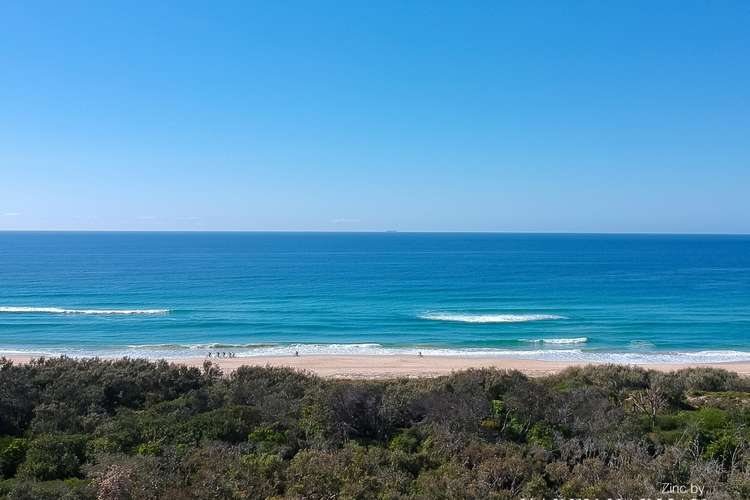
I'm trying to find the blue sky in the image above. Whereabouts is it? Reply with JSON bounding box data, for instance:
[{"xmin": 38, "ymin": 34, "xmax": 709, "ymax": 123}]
[{"xmin": 1, "ymin": 1, "xmax": 748, "ymax": 233}]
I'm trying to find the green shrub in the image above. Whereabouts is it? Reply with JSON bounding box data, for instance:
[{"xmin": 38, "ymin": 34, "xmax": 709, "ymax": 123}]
[
  {"xmin": 286, "ymin": 450, "xmax": 344, "ymax": 498},
  {"xmin": 182, "ymin": 405, "xmax": 260, "ymax": 444},
  {"xmin": 0, "ymin": 437, "xmax": 27, "ymax": 479},
  {"xmin": 135, "ymin": 441, "xmax": 161, "ymax": 456},
  {"xmin": 695, "ymin": 407, "xmax": 730, "ymax": 431},
  {"xmin": 703, "ymin": 432, "xmax": 740, "ymax": 465},
  {"xmin": 249, "ymin": 423, "xmax": 286, "ymax": 444},
  {"xmin": 654, "ymin": 414, "xmax": 682, "ymax": 431},
  {"xmin": 4, "ymin": 478, "xmax": 93, "ymax": 499},
  {"xmin": 413, "ymin": 462, "xmax": 477, "ymax": 499},
  {"xmin": 389, "ymin": 428, "xmax": 420, "ymax": 453},
  {"xmin": 528, "ymin": 422, "xmax": 555, "ymax": 450},
  {"xmin": 16, "ymin": 434, "xmax": 87, "ymax": 481}
]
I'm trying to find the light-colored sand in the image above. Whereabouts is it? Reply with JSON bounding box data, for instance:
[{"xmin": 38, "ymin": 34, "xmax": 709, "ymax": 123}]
[{"xmin": 5, "ymin": 354, "xmax": 750, "ymax": 379}]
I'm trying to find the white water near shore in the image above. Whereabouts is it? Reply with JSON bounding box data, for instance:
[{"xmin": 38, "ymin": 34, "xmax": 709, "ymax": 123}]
[{"xmin": 3, "ymin": 343, "xmax": 750, "ymax": 364}]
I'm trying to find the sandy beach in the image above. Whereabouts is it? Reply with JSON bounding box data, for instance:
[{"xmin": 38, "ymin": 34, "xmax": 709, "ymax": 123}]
[{"xmin": 6, "ymin": 354, "xmax": 750, "ymax": 378}]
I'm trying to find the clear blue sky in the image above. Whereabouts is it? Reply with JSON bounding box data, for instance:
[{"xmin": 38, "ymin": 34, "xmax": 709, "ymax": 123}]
[{"xmin": 1, "ymin": 1, "xmax": 749, "ymax": 233}]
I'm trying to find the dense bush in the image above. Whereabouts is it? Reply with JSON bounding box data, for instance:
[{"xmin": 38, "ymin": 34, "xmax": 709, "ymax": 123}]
[
  {"xmin": 16, "ymin": 434, "xmax": 87, "ymax": 481},
  {"xmin": 0, "ymin": 357, "xmax": 748, "ymax": 498}
]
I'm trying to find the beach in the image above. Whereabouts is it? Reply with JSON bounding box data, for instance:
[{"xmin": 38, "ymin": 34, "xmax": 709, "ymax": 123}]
[
  {"xmin": 185, "ymin": 356, "xmax": 750, "ymax": 378},
  {"xmin": 6, "ymin": 354, "xmax": 750, "ymax": 378}
]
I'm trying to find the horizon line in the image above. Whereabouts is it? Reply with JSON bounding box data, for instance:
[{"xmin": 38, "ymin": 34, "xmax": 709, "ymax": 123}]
[{"xmin": 0, "ymin": 229, "xmax": 749, "ymax": 236}]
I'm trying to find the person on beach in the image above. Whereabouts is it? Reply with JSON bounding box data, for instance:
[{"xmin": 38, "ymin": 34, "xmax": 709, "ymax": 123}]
[
  {"xmin": 295, "ymin": 350, "xmax": 299, "ymax": 357},
  {"xmin": 418, "ymin": 351, "xmax": 423, "ymax": 357}
]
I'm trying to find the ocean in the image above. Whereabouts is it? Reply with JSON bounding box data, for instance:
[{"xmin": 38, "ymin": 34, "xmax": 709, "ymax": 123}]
[{"xmin": 1, "ymin": 232, "xmax": 748, "ymax": 363}]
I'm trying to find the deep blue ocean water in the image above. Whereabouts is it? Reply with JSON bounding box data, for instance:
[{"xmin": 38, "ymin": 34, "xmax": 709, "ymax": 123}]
[{"xmin": 1, "ymin": 232, "xmax": 749, "ymax": 363}]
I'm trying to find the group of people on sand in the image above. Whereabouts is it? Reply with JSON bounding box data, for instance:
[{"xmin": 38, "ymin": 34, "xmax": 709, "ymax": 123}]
[{"xmin": 207, "ymin": 351, "xmax": 236, "ymax": 358}]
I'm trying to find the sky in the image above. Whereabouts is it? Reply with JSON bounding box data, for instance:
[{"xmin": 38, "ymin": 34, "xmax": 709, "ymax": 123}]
[{"xmin": 1, "ymin": 1, "xmax": 749, "ymax": 233}]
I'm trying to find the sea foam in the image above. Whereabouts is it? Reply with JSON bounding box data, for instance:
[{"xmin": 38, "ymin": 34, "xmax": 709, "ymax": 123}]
[
  {"xmin": 419, "ymin": 312, "xmax": 566, "ymax": 323},
  {"xmin": 521, "ymin": 337, "xmax": 588, "ymax": 344},
  {"xmin": 0, "ymin": 306, "xmax": 169, "ymax": 315},
  {"xmin": 3, "ymin": 343, "xmax": 750, "ymax": 364}
]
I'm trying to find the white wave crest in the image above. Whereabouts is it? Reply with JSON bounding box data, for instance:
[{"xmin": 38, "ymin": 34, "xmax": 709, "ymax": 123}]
[
  {"xmin": 117, "ymin": 343, "xmax": 388, "ymax": 358},
  {"xmin": 522, "ymin": 337, "xmax": 588, "ymax": 344},
  {"xmin": 3, "ymin": 345, "xmax": 749, "ymax": 365},
  {"xmin": 0, "ymin": 306, "xmax": 169, "ymax": 315},
  {"xmin": 128, "ymin": 343, "xmax": 287, "ymax": 350},
  {"xmin": 419, "ymin": 312, "xmax": 566, "ymax": 323}
]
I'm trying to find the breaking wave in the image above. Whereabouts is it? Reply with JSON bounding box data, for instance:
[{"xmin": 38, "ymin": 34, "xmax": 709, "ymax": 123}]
[
  {"xmin": 521, "ymin": 337, "xmax": 588, "ymax": 344},
  {"xmin": 128, "ymin": 343, "xmax": 289, "ymax": 350},
  {"xmin": 419, "ymin": 312, "xmax": 566, "ymax": 323},
  {"xmin": 0, "ymin": 306, "xmax": 169, "ymax": 315},
  {"xmin": 2, "ymin": 344, "xmax": 750, "ymax": 364},
  {"xmin": 2, "ymin": 342, "xmax": 750, "ymax": 365}
]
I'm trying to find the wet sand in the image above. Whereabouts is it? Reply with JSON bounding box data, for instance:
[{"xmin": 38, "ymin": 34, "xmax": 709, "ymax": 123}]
[{"xmin": 6, "ymin": 354, "xmax": 750, "ymax": 379}]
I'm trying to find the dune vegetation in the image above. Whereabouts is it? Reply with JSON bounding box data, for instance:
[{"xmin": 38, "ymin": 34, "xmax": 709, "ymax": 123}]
[{"xmin": 0, "ymin": 357, "xmax": 749, "ymax": 499}]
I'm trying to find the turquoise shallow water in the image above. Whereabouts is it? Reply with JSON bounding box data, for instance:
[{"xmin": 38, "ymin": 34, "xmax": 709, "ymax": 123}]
[{"xmin": 0, "ymin": 232, "xmax": 748, "ymax": 363}]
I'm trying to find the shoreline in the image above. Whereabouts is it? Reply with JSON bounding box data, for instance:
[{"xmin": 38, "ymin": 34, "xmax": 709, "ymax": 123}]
[{"xmin": 5, "ymin": 354, "xmax": 750, "ymax": 378}]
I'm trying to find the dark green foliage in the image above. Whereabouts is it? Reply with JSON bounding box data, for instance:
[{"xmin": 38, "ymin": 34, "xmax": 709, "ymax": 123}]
[
  {"xmin": 0, "ymin": 478, "xmax": 92, "ymax": 500},
  {"xmin": 182, "ymin": 405, "xmax": 261, "ymax": 444},
  {"xmin": 17, "ymin": 434, "xmax": 87, "ymax": 481},
  {"xmin": 0, "ymin": 439, "xmax": 27, "ymax": 479},
  {"xmin": 0, "ymin": 357, "xmax": 749, "ymax": 499},
  {"xmin": 389, "ymin": 428, "xmax": 420, "ymax": 453}
]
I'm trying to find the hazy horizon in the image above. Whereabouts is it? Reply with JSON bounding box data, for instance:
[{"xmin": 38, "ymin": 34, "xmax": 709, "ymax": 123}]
[{"xmin": 1, "ymin": 229, "xmax": 750, "ymax": 237}]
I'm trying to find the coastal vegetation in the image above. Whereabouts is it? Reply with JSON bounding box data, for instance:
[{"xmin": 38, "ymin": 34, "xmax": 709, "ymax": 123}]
[{"xmin": 0, "ymin": 357, "xmax": 749, "ymax": 499}]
